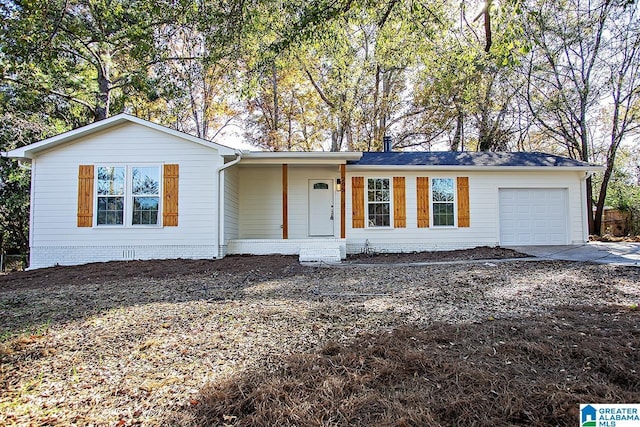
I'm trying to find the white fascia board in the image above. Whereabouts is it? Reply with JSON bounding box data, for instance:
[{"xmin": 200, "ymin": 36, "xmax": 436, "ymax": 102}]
[
  {"xmin": 6, "ymin": 113, "xmax": 237, "ymax": 159},
  {"xmin": 346, "ymin": 164, "xmax": 605, "ymax": 172},
  {"xmin": 240, "ymin": 151, "xmax": 362, "ymax": 165}
]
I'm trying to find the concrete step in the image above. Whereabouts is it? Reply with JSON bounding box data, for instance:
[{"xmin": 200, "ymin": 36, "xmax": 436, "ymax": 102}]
[{"xmin": 299, "ymin": 243, "xmax": 342, "ymax": 264}]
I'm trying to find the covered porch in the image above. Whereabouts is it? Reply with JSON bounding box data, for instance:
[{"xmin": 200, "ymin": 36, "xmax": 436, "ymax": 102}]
[{"xmin": 220, "ymin": 152, "xmax": 361, "ymax": 262}]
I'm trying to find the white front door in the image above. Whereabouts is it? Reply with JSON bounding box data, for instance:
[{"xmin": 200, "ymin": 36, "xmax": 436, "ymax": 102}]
[{"xmin": 309, "ymin": 180, "xmax": 334, "ymax": 236}]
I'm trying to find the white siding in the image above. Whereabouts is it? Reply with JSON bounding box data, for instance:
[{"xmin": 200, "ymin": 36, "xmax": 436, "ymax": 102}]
[
  {"xmin": 345, "ymin": 169, "xmax": 587, "ymax": 254},
  {"xmin": 238, "ymin": 167, "xmax": 282, "ymax": 238},
  {"xmin": 223, "ymin": 166, "xmax": 240, "ymax": 242},
  {"xmin": 29, "ymin": 122, "xmax": 223, "ymax": 268},
  {"xmin": 237, "ymin": 165, "xmax": 341, "ymax": 239}
]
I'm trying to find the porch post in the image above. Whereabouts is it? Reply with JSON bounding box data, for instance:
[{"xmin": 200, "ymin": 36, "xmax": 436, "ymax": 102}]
[
  {"xmin": 282, "ymin": 164, "xmax": 288, "ymax": 239},
  {"xmin": 340, "ymin": 164, "xmax": 346, "ymax": 239}
]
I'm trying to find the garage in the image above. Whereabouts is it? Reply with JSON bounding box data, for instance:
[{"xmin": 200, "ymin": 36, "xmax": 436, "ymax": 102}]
[{"xmin": 499, "ymin": 188, "xmax": 568, "ymax": 245}]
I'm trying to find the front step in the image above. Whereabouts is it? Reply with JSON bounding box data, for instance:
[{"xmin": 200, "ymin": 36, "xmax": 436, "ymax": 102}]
[{"xmin": 299, "ymin": 243, "xmax": 342, "ymax": 264}]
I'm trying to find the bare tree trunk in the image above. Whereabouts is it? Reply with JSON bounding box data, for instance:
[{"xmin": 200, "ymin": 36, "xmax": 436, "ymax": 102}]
[
  {"xmin": 271, "ymin": 61, "xmax": 280, "ymax": 150},
  {"xmin": 579, "ymin": 104, "xmax": 596, "ymax": 234},
  {"xmin": 272, "ymin": 61, "xmax": 279, "ymax": 135},
  {"xmin": 379, "ymin": 69, "xmax": 392, "ymax": 147},
  {"xmin": 372, "ymin": 65, "xmax": 381, "ymax": 145},
  {"xmin": 451, "ymin": 108, "xmax": 464, "ymax": 151},
  {"xmin": 477, "ymin": 74, "xmax": 495, "ymax": 151},
  {"xmin": 477, "ymin": 114, "xmax": 491, "ymax": 151},
  {"xmin": 331, "ymin": 128, "xmax": 343, "ymax": 152},
  {"xmin": 483, "ymin": 0, "xmax": 492, "ymax": 52},
  {"xmin": 345, "ymin": 123, "xmax": 354, "ymax": 151},
  {"xmin": 95, "ymin": 66, "xmax": 110, "ymax": 121}
]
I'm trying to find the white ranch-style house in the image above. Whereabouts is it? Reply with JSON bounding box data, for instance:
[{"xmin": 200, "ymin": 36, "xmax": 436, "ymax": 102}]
[{"xmin": 4, "ymin": 114, "xmax": 602, "ymax": 269}]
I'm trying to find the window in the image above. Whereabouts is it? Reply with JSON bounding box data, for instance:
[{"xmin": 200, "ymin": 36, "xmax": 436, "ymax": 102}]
[
  {"xmin": 367, "ymin": 178, "xmax": 390, "ymax": 227},
  {"xmin": 97, "ymin": 167, "xmax": 125, "ymax": 225},
  {"xmin": 96, "ymin": 165, "xmax": 160, "ymax": 226},
  {"xmin": 132, "ymin": 167, "xmax": 160, "ymax": 225},
  {"xmin": 432, "ymin": 178, "xmax": 455, "ymax": 226}
]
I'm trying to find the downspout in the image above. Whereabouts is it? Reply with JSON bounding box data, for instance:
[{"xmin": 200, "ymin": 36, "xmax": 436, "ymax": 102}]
[
  {"xmin": 581, "ymin": 170, "xmax": 597, "ymax": 244},
  {"xmin": 1, "ymin": 152, "xmax": 32, "ymax": 171},
  {"xmin": 18, "ymin": 160, "xmax": 32, "ymax": 171},
  {"xmin": 216, "ymin": 151, "xmax": 243, "ymax": 258}
]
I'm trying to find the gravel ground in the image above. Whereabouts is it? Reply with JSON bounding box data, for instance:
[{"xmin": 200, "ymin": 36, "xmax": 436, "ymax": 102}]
[{"xmin": 0, "ymin": 254, "xmax": 639, "ymax": 425}]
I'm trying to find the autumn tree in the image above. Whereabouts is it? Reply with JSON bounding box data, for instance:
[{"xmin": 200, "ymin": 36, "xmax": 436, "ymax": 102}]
[
  {"xmin": 523, "ymin": 0, "xmax": 640, "ymax": 234},
  {"xmin": 412, "ymin": 0, "xmax": 529, "ymax": 152},
  {"xmin": 244, "ymin": 58, "xmax": 328, "ymax": 151},
  {"xmin": 137, "ymin": 25, "xmax": 241, "ymax": 141},
  {"xmin": 0, "ymin": 0, "xmax": 191, "ymax": 122}
]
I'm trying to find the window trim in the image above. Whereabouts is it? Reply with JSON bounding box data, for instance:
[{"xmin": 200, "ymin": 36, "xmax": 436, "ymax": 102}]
[
  {"xmin": 131, "ymin": 165, "xmax": 162, "ymax": 226},
  {"xmin": 96, "ymin": 165, "xmax": 126, "ymax": 227},
  {"xmin": 365, "ymin": 177, "xmax": 393, "ymax": 228},
  {"xmin": 430, "ymin": 177, "xmax": 457, "ymax": 228},
  {"xmin": 94, "ymin": 163, "xmax": 163, "ymax": 228}
]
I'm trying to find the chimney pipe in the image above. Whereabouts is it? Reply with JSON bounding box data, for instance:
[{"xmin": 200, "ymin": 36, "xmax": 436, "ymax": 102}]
[{"xmin": 383, "ymin": 135, "xmax": 392, "ymax": 152}]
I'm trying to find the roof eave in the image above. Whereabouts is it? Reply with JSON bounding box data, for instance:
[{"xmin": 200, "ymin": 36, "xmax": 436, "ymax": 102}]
[
  {"xmin": 346, "ymin": 164, "xmax": 604, "ymax": 172},
  {"xmin": 240, "ymin": 151, "xmax": 363, "ymax": 165},
  {"xmin": 5, "ymin": 147, "xmax": 32, "ymax": 160},
  {"xmin": 5, "ymin": 114, "xmax": 237, "ymax": 159}
]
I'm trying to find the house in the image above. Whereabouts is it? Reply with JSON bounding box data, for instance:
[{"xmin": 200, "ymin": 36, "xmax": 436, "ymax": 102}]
[
  {"xmin": 4, "ymin": 114, "xmax": 602, "ymax": 269},
  {"xmin": 581, "ymin": 404, "xmax": 597, "ymax": 425}
]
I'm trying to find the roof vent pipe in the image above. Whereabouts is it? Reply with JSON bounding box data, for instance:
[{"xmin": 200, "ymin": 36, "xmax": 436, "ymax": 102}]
[{"xmin": 383, "ymin": 135, "xmax": 392, "ymax": 152}]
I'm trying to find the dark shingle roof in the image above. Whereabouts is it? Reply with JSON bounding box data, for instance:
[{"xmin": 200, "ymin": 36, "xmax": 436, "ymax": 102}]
[{"xmin": 348, "ymin": 151, "xmax": 597, "ymax": 168}]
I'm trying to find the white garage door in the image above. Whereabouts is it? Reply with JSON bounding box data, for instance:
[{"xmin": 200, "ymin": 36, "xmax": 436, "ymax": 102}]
[{"xmin": 499, "ymin": 188, "xmax": 568, "ymax": 245}]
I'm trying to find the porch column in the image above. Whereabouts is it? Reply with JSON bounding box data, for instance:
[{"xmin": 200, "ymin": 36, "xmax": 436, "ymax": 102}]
[
  {"xmin": 340, "ymin": 164, "xmax": 346, "ymax": 239},
  {"xmin": 282, "ymin": 164, "xmax": 288, "ymax": 239}
]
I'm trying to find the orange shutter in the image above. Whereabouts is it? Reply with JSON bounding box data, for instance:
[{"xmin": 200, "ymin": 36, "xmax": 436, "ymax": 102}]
[
  {"xmin": 416, "ymin": 177, "xmax": 430, "ymax": 228},
  {"xmin": 352, "ymin": 176, "xmax": 365, "ymax": 228},
  {"xmin": 77, "ymin": 165, "xmax": 94, "ymax": 227},
  {"xmin": 457, "ymin": 176, "xmax": 470, "ymax": 227},
  {"xmin": 163, "ymin": 164, "xmax": 179, "ymax": 226},
  {"xmin": 393, "ymin": 177, "xmax": 406, "ymax": 228}
]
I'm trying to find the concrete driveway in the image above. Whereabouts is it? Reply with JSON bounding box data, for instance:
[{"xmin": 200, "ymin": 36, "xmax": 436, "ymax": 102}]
[{"xmin": 507, "ymin": 242, "xmax": 640, "ymax": 266}]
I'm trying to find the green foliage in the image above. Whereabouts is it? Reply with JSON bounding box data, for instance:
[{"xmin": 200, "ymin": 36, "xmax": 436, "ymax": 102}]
[
  {"xmin": 598, "ymin": 168, "xmax": 640, "ymax": 212},
  {"xmin": 0, "ymin": 113, "xmax": 54, "ymax": 253},
  {"xmin": 1, "ymin": 0, "xmax": 193, "ymax": 122}
]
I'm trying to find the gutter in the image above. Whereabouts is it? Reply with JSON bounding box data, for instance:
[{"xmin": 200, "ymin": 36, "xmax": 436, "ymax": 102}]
[
  {"xmin": 347, "ymin": 165, "xmax": 605, "ymax": 172},
  {"xmin": 1, "ymin": 152, "xmax": 32, "ymax": 170},
  {"xmin": 18, "ymin": 160, "xmax": 32, "ymax": 171},
  {"xmin": 242, "ymin": 151, "xmax": 362, "ymax": 160},
  {"xmin": 216, "ymin": 151, "xmax": 243, "ymax": 257}
]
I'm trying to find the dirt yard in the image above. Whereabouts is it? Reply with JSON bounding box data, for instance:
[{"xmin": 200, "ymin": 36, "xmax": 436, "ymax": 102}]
[{"xmin": 1, "ymin": 250, "xmax": 639, "ymax": 426}]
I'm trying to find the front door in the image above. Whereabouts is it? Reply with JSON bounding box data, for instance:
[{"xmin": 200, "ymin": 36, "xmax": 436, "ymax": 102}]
[{"xmin": 309, "ymin": 180, "xmax": 334, "ymax": 236}]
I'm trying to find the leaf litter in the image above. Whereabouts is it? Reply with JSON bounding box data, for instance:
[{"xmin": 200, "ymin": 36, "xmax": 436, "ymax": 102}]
[{"xmin": 0, "ymin": 251, "xmax": 638, "ymax": 426}]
